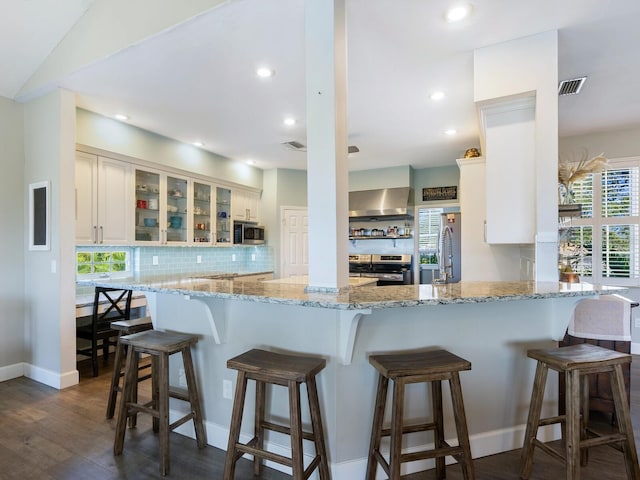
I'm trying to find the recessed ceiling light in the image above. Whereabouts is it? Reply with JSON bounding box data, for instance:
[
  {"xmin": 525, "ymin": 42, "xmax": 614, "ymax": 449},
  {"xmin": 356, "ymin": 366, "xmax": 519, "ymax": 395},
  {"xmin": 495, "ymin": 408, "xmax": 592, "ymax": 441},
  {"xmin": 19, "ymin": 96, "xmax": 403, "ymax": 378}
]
[
  {"xmin": 430, "ymin": 91, "xmax": 445, "ymax": 101},
  {"xmin": 193, "ymin": 141, "xmax": 204, "ymax": 147},
  {"xmin": 445, "ymin": 4, "xmax": 472, "ymax": 22},
  {"xmin": 114, "ymin": 113, "xmax": 129, "ymax": 121},
  {"xmin": 246, "ymin": 159, "xmax": 256, "ymax": 165},
  {"xmin": 283, "ymin": 117, "xmax": 296, "ymax": 126},
  {"xmin": 445, "ymin": 129, "xmax": 457, "ymax": 136},
  {"xmin": 256, "ymin": 67, "xmax": 275, "ymax": 78}
]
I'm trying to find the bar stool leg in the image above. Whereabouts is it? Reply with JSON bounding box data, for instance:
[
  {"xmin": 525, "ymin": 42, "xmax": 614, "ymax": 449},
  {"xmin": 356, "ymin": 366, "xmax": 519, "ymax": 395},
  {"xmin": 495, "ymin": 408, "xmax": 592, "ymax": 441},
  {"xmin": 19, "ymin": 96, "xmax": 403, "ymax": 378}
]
[
  {"xmin": 181, "ymin": 347, "xmax": 207, "ymax": 448},
  {"xmin": 580, "ymin": 374, "xmax": 589, "ymax": 466},
  {"xmin": 114, "ymin": 347, "xmax": 137, "ymax": 455},
  {"xmin": 390, "ymin": 379, "xmax": 405, "ymax": 480},
  {"xmin": 449, "ymin": 372, "xmax": 475, "ymax": 480},
  {"xmin": 106, "ymin": 335, "xmax": 125, "ymax": 419},
  {"xmin": 431, "ymin": 380, "xmax": 445, "ymax": 480},
  {"xmin": 288, "ymin": 380, "xmax": 305, "ymax": 479},
  {"xmin": 565, "ymin": 369, "xmax": 581, "ymax": 480},
  {"xmin": 307, "ymin": 377, "xmax": 331, "ymax": 480},
  {"xmin": 520, "ymin": 361, "xmax": 548, "ymax": 480},
  {"xmin": 158, "ymin": 353, "xmax": 170, "ymax": 476},
  {"xmin": 223, "ymin": 371, "xmax": 248, "ymax": 480},
  {"xmin": 254, "ymin": 380, "xmax": 266, "ymax": 476},
  {"xmin": 610, "ymin": 365, "xmax": 640, "ymax": 479},
  {"xmin": 365, "ymin": 374, "xmax": 388, "ymax": 480}
]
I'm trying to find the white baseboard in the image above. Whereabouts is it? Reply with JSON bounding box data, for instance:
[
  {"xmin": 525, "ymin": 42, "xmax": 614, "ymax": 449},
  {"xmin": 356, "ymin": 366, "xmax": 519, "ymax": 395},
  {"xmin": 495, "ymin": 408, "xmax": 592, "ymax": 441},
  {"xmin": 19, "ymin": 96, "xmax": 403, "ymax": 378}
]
[
  {"xmin": 632, "ymin": 342, "xmax": 640, "ymax": 355},
  {"xmin": 23, "ymin": 364, "xmax": 79, "ymax": 389},
  {"xmin": 174, "ymin": 412, "xmax": 561, "ymax": 480},
  {"xmin": 0, "ymin": 362, "xmax": 26, "ymax": 382}
]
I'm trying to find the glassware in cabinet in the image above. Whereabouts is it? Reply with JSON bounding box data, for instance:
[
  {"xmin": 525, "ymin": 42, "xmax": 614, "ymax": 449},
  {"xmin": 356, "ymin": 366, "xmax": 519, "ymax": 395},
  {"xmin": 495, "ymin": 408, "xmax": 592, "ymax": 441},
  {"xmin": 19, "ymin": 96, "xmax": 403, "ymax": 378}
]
[
  {"xmin": 166, "ymin": 175, "xmax": 188, "ymax": 243},
  {"xmin": 193, "ymin": 181, "xmax": 212, "ymax": 244},
  {"xmin": 134, "ymin": 169, "xmax": 160, "ymax": 242},
  {"xmin": 216, "ymin": 187, "xmax": 231, "ymax": 243}
]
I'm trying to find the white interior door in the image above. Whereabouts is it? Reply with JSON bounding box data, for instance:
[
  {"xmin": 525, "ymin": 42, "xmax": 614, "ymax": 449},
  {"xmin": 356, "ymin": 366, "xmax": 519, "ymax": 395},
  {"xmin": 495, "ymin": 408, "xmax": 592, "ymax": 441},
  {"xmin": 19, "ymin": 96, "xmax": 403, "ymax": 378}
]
[{"xmin": 281, "ymin": 207, "xmax": 308, "ymax": 278}]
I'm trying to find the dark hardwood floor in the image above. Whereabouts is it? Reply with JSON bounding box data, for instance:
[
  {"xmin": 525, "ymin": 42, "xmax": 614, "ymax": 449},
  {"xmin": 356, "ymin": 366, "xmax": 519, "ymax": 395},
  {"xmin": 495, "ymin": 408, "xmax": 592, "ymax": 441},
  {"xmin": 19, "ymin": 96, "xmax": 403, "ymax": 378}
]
[{"xmin": 0, "ymin": 354, "xmax": 638, "ymax": 479}]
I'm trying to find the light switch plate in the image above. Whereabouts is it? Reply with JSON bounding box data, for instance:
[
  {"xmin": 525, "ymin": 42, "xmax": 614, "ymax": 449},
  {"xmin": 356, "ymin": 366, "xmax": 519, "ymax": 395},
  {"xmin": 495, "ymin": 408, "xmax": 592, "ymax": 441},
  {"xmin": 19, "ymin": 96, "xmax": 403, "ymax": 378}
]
[{"xmin": 152, "ymin": 255, "xmax": 159, "ymax": 265}]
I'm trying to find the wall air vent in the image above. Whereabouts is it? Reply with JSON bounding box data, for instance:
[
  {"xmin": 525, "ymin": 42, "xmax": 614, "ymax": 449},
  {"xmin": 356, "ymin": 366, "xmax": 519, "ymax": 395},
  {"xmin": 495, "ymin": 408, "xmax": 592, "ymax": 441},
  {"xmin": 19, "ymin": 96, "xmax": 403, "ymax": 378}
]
[
  {"xmin": 281, "ymin": 140, "xmax": 307, "ymax": 151},
  {"xmin": 558, "ymin": 76, "xmax": 587, "ymax": 96}
]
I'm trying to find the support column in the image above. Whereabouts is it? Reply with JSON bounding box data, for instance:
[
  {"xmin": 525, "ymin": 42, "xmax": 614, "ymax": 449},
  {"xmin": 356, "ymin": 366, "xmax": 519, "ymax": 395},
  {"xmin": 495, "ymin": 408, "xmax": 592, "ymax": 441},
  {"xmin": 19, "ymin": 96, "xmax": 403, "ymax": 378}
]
[{"xmin": 305, "ymin": 0, "xmax": 349, "ymax": 292}]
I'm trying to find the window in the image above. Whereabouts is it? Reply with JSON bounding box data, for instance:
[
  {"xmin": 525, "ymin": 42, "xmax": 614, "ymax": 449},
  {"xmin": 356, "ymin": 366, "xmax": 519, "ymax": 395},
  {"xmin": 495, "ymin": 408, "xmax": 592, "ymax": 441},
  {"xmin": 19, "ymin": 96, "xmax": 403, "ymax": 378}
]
[
  {"xmin": 418, "ymin": 207, "xmax": 444, "ymax": 264},
  {"xmin": 566, "ymin": 157, "xmax": 640, "ymax": 284},
  {"xmin": 76, "ymin": 247, "xmax": 132, "ymax": 278}
]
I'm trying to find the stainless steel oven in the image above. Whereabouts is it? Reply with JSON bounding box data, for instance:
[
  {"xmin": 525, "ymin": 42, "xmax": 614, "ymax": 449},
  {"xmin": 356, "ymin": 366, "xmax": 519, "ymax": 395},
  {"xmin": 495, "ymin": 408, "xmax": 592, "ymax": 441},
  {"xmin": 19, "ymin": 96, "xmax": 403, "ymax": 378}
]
[{"xmin": 348, "ymin": 253, "xmax": 413, "ymax": 285}]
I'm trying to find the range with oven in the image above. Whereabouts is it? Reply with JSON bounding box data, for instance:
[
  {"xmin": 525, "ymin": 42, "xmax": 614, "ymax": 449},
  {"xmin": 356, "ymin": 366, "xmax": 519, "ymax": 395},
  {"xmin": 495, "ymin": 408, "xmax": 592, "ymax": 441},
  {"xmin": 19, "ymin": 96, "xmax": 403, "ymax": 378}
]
[{"xmin": 348, "ymin": 253, "xmax": 413, "ymax": 285}]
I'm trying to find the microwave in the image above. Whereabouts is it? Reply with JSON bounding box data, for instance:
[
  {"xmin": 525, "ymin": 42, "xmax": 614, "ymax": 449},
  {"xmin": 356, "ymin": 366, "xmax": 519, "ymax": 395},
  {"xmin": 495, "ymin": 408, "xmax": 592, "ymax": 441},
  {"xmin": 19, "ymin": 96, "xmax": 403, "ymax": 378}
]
[{"xmin": 233, "ymin": 221, "xmax": 265, "ymax": 245}]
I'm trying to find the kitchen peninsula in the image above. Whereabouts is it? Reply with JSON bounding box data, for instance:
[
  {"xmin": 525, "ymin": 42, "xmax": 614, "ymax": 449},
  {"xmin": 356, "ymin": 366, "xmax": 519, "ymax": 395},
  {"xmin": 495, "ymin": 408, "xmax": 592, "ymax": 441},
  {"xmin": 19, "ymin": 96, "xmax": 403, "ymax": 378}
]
[{"xmin": 80, "ymin": 275, "xmax": 622, "ymax": 478}]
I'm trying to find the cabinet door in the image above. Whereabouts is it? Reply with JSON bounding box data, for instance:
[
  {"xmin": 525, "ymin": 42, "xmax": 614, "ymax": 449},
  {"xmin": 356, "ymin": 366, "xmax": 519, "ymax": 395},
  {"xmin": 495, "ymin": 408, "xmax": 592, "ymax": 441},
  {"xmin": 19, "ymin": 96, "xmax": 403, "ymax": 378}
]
[
  {"xmin": 193, "ymin": 181, "xmax": 213, "ymax": 245},
  {"xmin": 215, "ymin": 187, "xmax": 232, "ymax": 244},
  {"xmin": 134, "ymin": 168, "xmax": 162, "ymax": 244},
  {"xmin": 165, "ymin": 175, "xmax": 189, "ymax": 244},
  {"xmin": 232, "ymin": 189, "xmax": 261, "ymax": 222},
  {"xmin": 96, "ymin": 156, "xmax": 131, "ymax": 244},
  {"xmin": 75, "ymin": 152, "xmax": 98, "ymax": 244}
]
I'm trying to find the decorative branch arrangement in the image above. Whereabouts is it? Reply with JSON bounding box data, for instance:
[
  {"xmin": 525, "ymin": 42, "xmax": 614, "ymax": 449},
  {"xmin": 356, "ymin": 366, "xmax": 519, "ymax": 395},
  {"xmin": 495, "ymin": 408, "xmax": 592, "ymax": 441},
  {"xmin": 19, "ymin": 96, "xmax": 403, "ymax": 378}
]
[{"xmin": 558, "ymin": 150, "xmax": 608, "ymax": 204}]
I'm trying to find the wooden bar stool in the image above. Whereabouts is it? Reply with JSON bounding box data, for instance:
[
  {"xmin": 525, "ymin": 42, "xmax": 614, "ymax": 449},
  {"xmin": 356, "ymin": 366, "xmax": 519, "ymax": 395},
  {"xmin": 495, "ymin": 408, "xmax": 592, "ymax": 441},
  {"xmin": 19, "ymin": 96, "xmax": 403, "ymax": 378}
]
[
  {"xmin": 520, "ymin": 343, "xmax": 640, "ymax": 480},
  {"xmin": 113, "ymin": 330, "xmax": 207, "ymax": 476},
  {"xmin": 106, "ymin": 316, "xmax": 153, "ymax": 424},
  {"xmin": 223, "ymin": 349, "xmax": 331, "ymax": 480},
  {"xmin": 365, "ymin": 349, "xmax": 475, "ymax": 480}
]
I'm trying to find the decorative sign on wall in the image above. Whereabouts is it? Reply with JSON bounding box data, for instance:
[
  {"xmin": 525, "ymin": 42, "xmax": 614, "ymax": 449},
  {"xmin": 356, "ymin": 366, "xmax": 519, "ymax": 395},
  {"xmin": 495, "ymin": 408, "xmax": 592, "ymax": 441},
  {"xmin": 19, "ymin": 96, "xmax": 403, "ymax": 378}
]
[{"xmin": 422, "ymin": 186, "xmax": 457, "ymax": 202}]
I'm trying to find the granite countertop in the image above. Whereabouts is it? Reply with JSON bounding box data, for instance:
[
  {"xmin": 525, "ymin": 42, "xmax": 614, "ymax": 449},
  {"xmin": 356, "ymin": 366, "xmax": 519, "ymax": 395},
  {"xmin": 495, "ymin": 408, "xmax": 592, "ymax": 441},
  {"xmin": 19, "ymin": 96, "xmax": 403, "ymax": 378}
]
[
  {"xmin": 263, "ymin": 275, "xmax": 378, "ymax": 287},
  {"xmin": 77, "ymin": 273, "xmax": 624, "ymax": 310}
]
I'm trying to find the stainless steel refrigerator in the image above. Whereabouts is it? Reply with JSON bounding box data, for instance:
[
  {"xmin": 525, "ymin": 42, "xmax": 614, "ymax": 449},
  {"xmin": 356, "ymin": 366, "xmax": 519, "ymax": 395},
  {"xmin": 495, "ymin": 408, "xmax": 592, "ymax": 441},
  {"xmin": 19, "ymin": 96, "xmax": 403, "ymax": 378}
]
[{"xmin": 438, "ymin": 212, "xmax": 462, "ymax": 283}]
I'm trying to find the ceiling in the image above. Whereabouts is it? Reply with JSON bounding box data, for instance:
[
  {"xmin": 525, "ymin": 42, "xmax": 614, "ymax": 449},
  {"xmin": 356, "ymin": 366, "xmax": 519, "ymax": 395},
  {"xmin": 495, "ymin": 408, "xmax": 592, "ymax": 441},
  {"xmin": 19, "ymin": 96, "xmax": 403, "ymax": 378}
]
[{"xmin": 5, "ymin": 0, "xmax": 640, "ymax": 171}]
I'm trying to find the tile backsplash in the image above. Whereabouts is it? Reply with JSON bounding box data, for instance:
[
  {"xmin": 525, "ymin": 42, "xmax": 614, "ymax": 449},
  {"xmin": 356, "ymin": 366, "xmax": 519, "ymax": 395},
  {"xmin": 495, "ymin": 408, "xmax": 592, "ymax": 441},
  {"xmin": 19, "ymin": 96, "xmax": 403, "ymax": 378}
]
[{"xmin": 134, "ymin": 245, "xmax": 274, "ymax": 275}]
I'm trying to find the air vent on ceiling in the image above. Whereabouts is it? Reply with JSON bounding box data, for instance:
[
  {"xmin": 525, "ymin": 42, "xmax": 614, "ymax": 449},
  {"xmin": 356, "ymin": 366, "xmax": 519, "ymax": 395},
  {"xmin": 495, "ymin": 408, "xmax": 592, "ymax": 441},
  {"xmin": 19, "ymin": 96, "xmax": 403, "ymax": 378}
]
[
  {"xmin": 281, "ymin": 141, "xmax": 360, "ymax": 155},
  {"xmin": 281, "ymin": 140, "xmax": 307, "ymax": 151},
  {"xmin": 558, "ymin": 76, "xmax": 587, "ymax": 96}
]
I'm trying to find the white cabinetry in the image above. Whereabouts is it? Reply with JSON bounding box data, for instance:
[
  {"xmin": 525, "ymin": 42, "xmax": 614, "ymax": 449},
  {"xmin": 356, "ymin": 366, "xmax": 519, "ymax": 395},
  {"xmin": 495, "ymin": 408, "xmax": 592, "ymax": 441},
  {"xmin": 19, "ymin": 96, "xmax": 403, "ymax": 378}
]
[
  {"xmin": 480, "ymin": 96, "xmax": 536, "ymax": 244},
  {"xmin": 134, "ymin": 167, "xmax": 190, "ymax": 245},
  {"xmin": 76, "ymin": 152, "xmax": 131, "ymax": 245},
  {"xmin": 232, "ymin": 189, "xmax": 261, "ymax": 222}
]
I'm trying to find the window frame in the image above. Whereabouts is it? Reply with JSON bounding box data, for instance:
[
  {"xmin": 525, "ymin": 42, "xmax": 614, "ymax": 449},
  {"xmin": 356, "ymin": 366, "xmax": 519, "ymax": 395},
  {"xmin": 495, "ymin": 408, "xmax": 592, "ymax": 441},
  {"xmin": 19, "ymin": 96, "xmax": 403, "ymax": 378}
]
[
  {"xmin": 76, "ymin": 247, "xmax": 133, "ymax": 279},
  {"xmin": 568, "ymin": 156, "xmax": 640, "ymax": 286}
]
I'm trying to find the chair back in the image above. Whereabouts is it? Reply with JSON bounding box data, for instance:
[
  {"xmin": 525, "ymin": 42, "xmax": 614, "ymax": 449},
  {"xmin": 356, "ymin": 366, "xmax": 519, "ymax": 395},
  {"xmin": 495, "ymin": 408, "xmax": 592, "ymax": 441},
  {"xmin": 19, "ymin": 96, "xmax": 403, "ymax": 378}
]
[{"xmin": 92, "ymin": 287, "xmax": 133, "ymax": 333}]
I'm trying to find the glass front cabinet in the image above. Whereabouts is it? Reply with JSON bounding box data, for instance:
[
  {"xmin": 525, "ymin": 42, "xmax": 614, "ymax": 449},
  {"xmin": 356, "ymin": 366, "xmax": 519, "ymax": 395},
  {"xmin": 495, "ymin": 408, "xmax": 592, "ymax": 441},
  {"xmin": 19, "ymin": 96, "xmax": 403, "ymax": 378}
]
[
  {"xmin": 192, "ymin": 181, "xmax": 213, "ymax": 245},
  {"xmin": 134, "ymin": 167, "xmax": 189, "ymax": 245},
  {"xmin": 215, "ymin": 186, "xmax": 232, "ymax": 244}
]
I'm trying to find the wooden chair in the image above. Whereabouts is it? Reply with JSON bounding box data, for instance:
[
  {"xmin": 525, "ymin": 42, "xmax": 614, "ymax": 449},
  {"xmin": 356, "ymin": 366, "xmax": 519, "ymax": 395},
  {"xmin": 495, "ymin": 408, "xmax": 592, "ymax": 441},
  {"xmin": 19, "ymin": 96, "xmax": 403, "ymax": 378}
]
[
  {"xmin": 365, "ymin": 349, "xmax": 475, "ymax": 480},
  {"xmin": 520, "ymin": 343, "xmax": 640, "ymax": 480},
  {"xmin": 76, "ymin": 287, "xmax": 132, "ymax": 377},
  {"xmin": 113, "ymin": 329, "xmax": 207, "ymax": 476},
  {"xmin": 223, "ymin": 349, "xmax": 331, "ymax": 480}
]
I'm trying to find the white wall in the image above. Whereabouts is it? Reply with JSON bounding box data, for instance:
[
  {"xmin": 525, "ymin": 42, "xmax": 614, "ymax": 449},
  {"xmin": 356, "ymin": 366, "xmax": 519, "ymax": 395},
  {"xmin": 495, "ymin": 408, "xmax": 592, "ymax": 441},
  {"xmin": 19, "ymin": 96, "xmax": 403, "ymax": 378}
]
[
  {"xmin": 23, "ymin": 90, "xmax": 78, "ymax": 388},
  {"xmin": 76, "ymin": 108, "xmax": 263, "ymax": 190},
  {"xmin": 0, "ymin": 97, "xmax": 26, "ymax": 378}
]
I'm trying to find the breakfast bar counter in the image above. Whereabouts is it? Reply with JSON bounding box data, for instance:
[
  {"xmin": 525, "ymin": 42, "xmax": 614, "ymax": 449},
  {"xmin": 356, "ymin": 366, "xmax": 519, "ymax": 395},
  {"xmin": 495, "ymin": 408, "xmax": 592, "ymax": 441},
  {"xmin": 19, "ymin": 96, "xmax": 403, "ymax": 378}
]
[{"xmin": 78, "ymin": 275, "xmax": 623, "ymax": 478}]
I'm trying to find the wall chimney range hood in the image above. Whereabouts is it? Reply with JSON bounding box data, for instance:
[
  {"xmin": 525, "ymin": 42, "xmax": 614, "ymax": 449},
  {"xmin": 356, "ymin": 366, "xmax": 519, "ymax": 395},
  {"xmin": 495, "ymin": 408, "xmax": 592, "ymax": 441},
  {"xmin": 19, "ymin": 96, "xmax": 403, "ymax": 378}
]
[{"xmin": 348, "ymin": 187, "xmax": 413, "ymax": 220}]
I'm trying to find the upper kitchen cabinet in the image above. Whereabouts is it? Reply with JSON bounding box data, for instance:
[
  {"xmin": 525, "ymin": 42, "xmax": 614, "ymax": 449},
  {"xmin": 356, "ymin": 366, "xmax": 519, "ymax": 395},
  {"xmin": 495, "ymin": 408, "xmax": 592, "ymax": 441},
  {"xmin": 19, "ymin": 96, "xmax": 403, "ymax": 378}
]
[
  {"xmin": 76, "ymin": 152, "xmax": 131, "ymax": 245},
  {"xmin": 479, "ymin": 96, "xmax": 536, "ymax": 244},
  {"xmin": 134, "ymin": 167, "xmax": 189, "ymax": 245},
  {"xmin": 215, "ymin": 186, "xmax": 232, "ymax": 244},
  {"xmin": 192, "ymin": 181, "xmax": 214, "ymax": 245},
  {"xmin": 232, "ymin": 188, "xmax": 261, "ymax": 222}
]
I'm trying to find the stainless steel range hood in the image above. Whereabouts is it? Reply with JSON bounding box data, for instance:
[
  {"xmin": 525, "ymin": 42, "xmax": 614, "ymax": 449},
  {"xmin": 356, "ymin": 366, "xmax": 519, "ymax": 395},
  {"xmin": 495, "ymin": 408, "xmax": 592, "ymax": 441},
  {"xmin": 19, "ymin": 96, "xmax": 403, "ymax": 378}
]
[{"xmin": 348, "ymin": 187, "xmax": 413, "ymax": 220}]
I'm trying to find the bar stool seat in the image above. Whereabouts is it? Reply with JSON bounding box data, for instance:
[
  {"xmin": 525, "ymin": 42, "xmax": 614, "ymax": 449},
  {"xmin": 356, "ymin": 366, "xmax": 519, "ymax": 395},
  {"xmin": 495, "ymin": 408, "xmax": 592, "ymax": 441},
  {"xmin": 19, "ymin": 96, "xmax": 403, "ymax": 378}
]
[
  {"xmin": 113, "ymin": 330, "xmax": 207, "ymax": 476},
  {"xmin": 520, "ymin": 343, "xmax": 640, "ymax": 480},
  {"xmin": 106, "ymin": 317, "xmax": 154, "ymax": 423},
  {"xmin": 223, "ymin": 348, "xmax": 331, "ymax": 480},
  {"xmin": 366, "ymin": 349, "xmax": 475, "ymax": 480}
]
